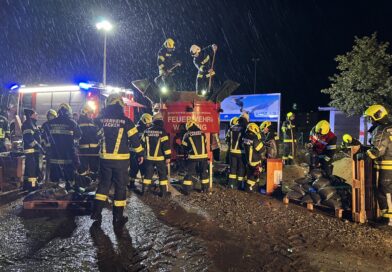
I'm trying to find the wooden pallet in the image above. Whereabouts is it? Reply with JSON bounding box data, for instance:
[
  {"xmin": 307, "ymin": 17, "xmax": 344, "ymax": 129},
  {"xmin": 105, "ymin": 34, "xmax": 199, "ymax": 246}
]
[
  {"xmin": 283, "ymin": 196, "xmax": 344, "ymax": 219},
  {"xmin": 23, "ymin": 199, "xmax": 92, "ymax": 210}
]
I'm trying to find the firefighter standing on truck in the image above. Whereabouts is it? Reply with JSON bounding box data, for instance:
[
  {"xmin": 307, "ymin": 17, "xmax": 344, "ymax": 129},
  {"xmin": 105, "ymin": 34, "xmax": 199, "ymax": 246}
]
[
  {"xmin": 91, "ymin": 94, "xmax": 144, "ymax": 227},
  {"xmin": 0, "ymin": 109, "xmax": 10, "ymax": 152},
  {"xmin": 227, "ymin": 112, "xmax": 249, "ymax": 189},
  {"xmin": 78, "ymin": 105, "xmax": 100, "ymax": 178},
  {"xmin": 364, "ymin": 105, "xmax": 392, "ymax": 221},
  {"xmin": 308, "ymin": 120, "xmax": 337, "ymax": 177},
  {"xmin": 156, "ymin": 38, "xmax": 179, "ymax": 92},
  {"xmin": 22, "ymin": 109, "xmax": 42, "ymax": 191},
  {"xmin": 41, "ymin": 109, "xmax": 58, "ymax": 181},
  {"xmin": 190, "ymin": 43, "xmax": 218, "ymax": 97},
  {"xmin": 48, "ymin": 103, "xmax": 81, "ymax": 185},
  {"xmin": 281, "ymin": 112, "xmax": 296, "ymax": 165},
  {"xmin": 181, "ymin": 120, "xmax": 210, "ymax": 194},
  {"xmin": 141, "ymin": 113, "xmax": 171, "ymax": 197},
  {"xmin": 243, "ymin": 123, "xmax": 264, "ymax": 192},
  {"xmin": 129, "ymin": 113, "xmax": 152, "ymax": 190}
]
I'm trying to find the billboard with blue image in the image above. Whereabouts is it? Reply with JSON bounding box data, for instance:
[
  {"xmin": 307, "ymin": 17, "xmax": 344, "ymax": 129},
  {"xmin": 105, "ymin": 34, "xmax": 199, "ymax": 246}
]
[{"xmin": 220, "ymin": 93, "xmax": 281, "ymax": 122}]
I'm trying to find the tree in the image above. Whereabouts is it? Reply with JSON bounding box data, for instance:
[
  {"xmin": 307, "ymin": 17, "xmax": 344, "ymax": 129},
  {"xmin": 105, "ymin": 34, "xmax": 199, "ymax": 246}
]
[{"xmin": 322, "ymin": 33, "xmax": 392, "ymax": 115}]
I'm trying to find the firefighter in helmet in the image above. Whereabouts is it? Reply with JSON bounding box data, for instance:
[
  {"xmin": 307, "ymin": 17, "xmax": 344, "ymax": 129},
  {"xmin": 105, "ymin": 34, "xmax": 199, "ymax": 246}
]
[
  {"xmin": 341, "ymin": 134, "xmax": 362, "ymax": 151},
  {"xmin": 0, "ymin": 108, "xmax": 10, "ymax": 153},
  {"xmin": 225, "ymin": 116, "xmax": 239, "ymax": 164},
  {"xmin": 129, "ymin": 113, "xmax": 152, "ymax": 190},
  {"xmin": 41, "ymin": 109, "xmax": 58, "ymax": 181},
  {"xmin": 91, "ymin": 93, "xmax": 144, "ymax": 228},
  {"xmin": 243, "ymin": 123, "xmax": 264, "ymax": 192},
  {"xmin": 182, "ymin": 119, "xmax": 209, "ymax": 194},
  {"xmin": 260, "ymin": 121, "xmax": 278, "ymax": 159},
  {"xmin": 308, "ymin": 120, "xmax": 337, "ymax": 176},
  {"xmin": 47, "ymin": 103, "xmax": 81, "ymax": 184},
  {"xmin": 364, "ymin": 105, "xmax": 392, "ymax": 220},
  {"xmin": 78, "ymin": 104, "xmax": 100, "ymax": 178},
  {"xmin": 141, "ymin": 112, "xmax": 171, "ymax": 196},
  {"xmin": 281, "ymin": 112, "xmax": 296, "ymax": 165},
  {"xmin": 22, "ymin": 109, "xmax": 42, "ymax": 191},
  {"xmin": 156, "ymin": 38, "xmax": 179, "ymax": 92},
  {"xmin": 227, "ymin": 112, "xmax": 249, "ymax": 189},
  {"xmin": 190, "ymin": 43, "xmax": 218, "ymax": 97}
]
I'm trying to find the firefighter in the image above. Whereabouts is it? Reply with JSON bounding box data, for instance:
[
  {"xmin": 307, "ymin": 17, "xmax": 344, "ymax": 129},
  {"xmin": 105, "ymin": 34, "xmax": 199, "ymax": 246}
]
[
  {"xmin": 141, "ymin": 112, "xmax": 171, "ymax": 196},
  {"xmin": 227, "ymin": 112, "xmax": 249, "ymax": 189},
  {"xmin": 78, "ymin": 104, "xmax": 100, "ymax": 178},
  {"xmin": 156, "ymin": 38, "xmax": 179, "ymax": 92},
  {"xmin": 182, "ymin": 120, "xmax": 209, "ymax": 194},
  {"xmin": 281, "ymin": 112, "xmax": 296, "ymax": 165},
  {"xmin": 243, "ymin": 123, "xmax": 264, "ymax": 192},
  {"xmin": 225, "ymin": 116, "xmax": 239, "ymax": 164},
  {"xmin": 22, "ymin": 109, "xmax": 42, "ymax": 191},
  {"xmin": 41, "ymin": 109, "xmax": 58, "ymax": 181},
  {"xmin": 364, "ymin": 105, "xmax": 392, "ymax": 220},
  {"xmin": 129, "ymin": 113, "xmax": 152, "ymax": 190},
  {"xmin": 260, "ymin": 121, "xmax": 278, "ymax": 159},
  {"xmin": 48, "ymin": 103, "xmax": 81, "ymax": 185},
  {"xmin": 341, "ymin": 134, "xmax": 362, "ymax": 150},
  {"xmin": 190, "ymin": 43, "xmax": 218, "ymax": 97},
  {"xmin": 0, "ymin": 109, "xmax": 10, "ymax": 152},
  {"xmin": 91, "ymin": 93, "xmax": 144, "ymax": 227},
  {"xmin": 308, "ymin": 120, "xmax": 337, "ymax": 177}
]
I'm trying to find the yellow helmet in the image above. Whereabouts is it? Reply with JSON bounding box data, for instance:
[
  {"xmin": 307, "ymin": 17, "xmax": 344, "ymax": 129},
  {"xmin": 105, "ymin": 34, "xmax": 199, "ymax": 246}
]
[
  {"xmin": 140, "ymin": 113, "xmax": 153, "ymax": 125},
  {"xmin": 190, "ymin": 44, "xmax": 201, "ymax": 56},
  {"xmin": 342, "ymin": 134, "xmax": 352, "ymax": 144},
  {"xmin": 364, "ymin": 104, "xmax": 388, "ymax": 121},
  {"xmin": 106, "ymin": 93, "xmax": 125, "ymax": 107},
  {"xmin": 315, "ymin": 120, "xmax": 330, "ymax": 135},
  {"xmin": 230, "ymin": 117, "xmax": 239, "ymax": 126},
  {"xmin": 186, "ymin": 119, "xmax": 198, "ymax": 130},
  {"xmin": 58, "ymin": 103, "xmax": 72, "ymax": 115},
  {"xmin": 81, "ymin": 104, "xmax": 94, "ymax": 115},
  {"xmin": 247, "ymin": 123, "xmax": 260, "ymax": 135},
  {"xmin": 164, "ymin": 38, "xmax": 175, "ymax": 49},
  {"xmin": 260, "ymin": 121, "xmax": 271, "ymax": 130},
  {"xmin": 46, "ymin": 109, "xmax": 58, "ymax": 120},
  {"xmin": 287, "ymin": 112, "xmax": 294, "ymax": 119}
]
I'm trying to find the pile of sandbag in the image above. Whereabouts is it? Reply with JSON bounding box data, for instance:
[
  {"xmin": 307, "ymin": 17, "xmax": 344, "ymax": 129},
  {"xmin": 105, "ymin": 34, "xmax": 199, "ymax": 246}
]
[{"xmin": 286, "ymin": 169, "xmax": 351, "ymax": 210}]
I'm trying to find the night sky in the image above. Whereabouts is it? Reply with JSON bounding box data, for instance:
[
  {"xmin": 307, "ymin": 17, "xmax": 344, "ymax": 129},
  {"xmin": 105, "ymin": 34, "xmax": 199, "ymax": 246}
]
[{"xmin": 1, "ymin": 0, "xmax": 392, "ymax": 112}]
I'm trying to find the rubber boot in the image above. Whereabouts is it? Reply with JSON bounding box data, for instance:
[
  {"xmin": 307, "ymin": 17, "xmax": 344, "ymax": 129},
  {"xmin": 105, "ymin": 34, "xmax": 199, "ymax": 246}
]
[
  {"xmin": 113, "ymin": 206, "xmax": 128, "ymax": 228},
  {"xmin": 183, "ymin": 185, "xmax": 191, "ymax": 196},
  {"xmin": 159, "ymin": 185, "xmax": 168, "ymax": 197},
  {"xmin": 91, "ymin": 200, "xmax": 105, "ymax": 226},
  {"xmin": 128, "ymin": 178, "xmax": 136, "ymax": 191},
  {"xmin": 141, "ymin": 184, "xmax": 151, "ymax": 195},
  {"xmin": 201, "ymin": 184, "xmax": 209, "ymax": 193}
]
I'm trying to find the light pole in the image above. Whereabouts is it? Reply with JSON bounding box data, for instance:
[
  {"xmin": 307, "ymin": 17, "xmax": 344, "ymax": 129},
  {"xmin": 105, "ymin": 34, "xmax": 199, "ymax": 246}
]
[
  {"xmin": 251, "ymin": 57, "xmax": 260, "ymax": 94},
  {"xmin": 96, "ymin": 20, "xmax": 113, "ymax": 86}
]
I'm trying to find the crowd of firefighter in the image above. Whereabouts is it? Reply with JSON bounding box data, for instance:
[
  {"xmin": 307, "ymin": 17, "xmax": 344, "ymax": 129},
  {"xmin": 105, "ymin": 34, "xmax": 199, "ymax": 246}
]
[{"xmin": 0, "ymin": 38, "xmax": 391, "ymax": 227}]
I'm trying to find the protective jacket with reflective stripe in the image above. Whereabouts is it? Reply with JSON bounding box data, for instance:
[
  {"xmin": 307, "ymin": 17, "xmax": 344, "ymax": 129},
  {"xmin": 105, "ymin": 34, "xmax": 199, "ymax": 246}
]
[
  {"xmin": 228, "ymin": 124, "xmax": 246, "ymax": 155},
  {"xmin": 157, "ymin": 47, "xmax": 175, "ymax": 74},
  {"xmin": 367, "ymin": 122, "xmax": 392, "ymax": 170},
  {"xmin": 310, "ymin": 129, "xmax": 337, "ymax": 158},
  {"xmin": 142, "ymin": 121, "xmax": 171, "ymax": 161},
  {"xmin": 182, "ymin": 125, "xmax": 208, "ymax": 160},
  {"xmin": 282, "ymin": 119, "xmax": 296, "ymax": 142},
  {"xmin": 193, "ymin": 45, "xmax": 215, "ymax": 78},
  {"xmin": 78, "ymin": 114, "xmax": 99, "ymax": 155},
  {"xmin": 22, "ymin": 118, "xmax": 41, "ymax": 153},
  {"xmin": 0, "ymin": 115, "xmax": 10, "ymax": 141},
  {"xmin": 243, "ymin": 131, "xmax": 264, "ymax": 167},
  {"xmin": 48, "ymin": 114, "xmax": 81, "ymax": 164},
  {"xmin": 96, "ymin": 105, "xmax": 143, "ymax": 160}
]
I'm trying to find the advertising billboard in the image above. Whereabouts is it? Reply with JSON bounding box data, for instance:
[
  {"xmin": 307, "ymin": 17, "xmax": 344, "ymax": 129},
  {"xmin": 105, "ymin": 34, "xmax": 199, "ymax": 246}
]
[{"xmin": 220, "ymin": 93, "xmax": 281, "ymax": 122}]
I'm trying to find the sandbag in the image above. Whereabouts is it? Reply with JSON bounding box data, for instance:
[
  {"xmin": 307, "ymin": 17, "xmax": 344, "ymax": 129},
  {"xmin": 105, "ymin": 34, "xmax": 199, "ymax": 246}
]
[
  {"xmin": 289, "ymin": 184, "xmax": 306, "ymax": 196},
  {"xmin": 295, "ymin": 177, "xmax": 312, "ymax": 185},
  {"xmin": 301, "ymin": 194, "xmax": 314, "ymax": 204},
  {"xmin": 310, "ymin": 192, "xmax": 321, "ymax": 205},
  {"xmin": 312, "ymin": 177, "xmax": 331, "ymax": 190},
  {"xmin": 286, "ymin": 191, "xmax": 303, "ymax": 200},
  {"xmin": 310, "ymin": 169, "xmax": 323, "ymax": 179},
  {"xmin": 322, "ymin": 198, "xmax": 342, "ymax": 209},
  {"xmin": 318, "ymin": 186, "xmax": 337, "ymax": 201},
  {"xmin": 302, "ymin": 184, "xmax": 316, "ymax": 193}
]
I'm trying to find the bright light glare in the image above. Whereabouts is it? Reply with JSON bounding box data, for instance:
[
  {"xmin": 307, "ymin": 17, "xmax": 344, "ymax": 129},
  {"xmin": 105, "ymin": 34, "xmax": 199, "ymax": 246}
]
[
  {"xmin": 160, "ymin": 86, "xmax": 168, "ymax": 94},
  {"xmin": 201, "ymin": 90, "xmax": 207, "ymax": 96},
  {"xmin": 106, "ymin": 85, "xmax": 121, "ymax": 93},
  {"xmin": 87, "ymin": 100, "xmax": 97, "ymax": 111},
  {"xmin": 96, "ymin": 20, "xmax": 113, "ymax": 32},
  {"xmin": 79, "ymin": 82, "xmax": 92, "ymax": 90},
  {"xmin": 19, "ymin": 85, "xmax": 80, "ymax": 94},
  {"xmin": 10, "ymin": 84, "xmax": 19, "ymax": 90}
]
